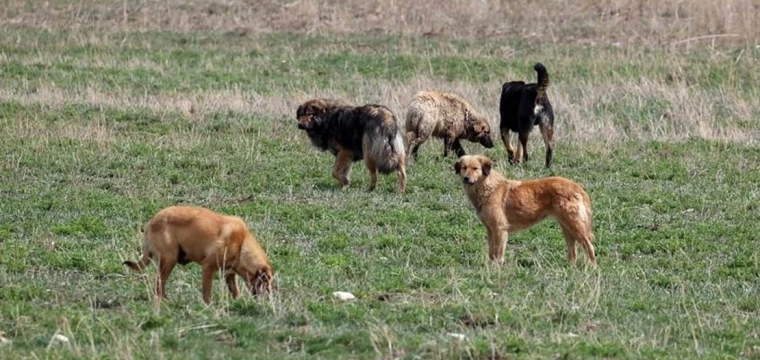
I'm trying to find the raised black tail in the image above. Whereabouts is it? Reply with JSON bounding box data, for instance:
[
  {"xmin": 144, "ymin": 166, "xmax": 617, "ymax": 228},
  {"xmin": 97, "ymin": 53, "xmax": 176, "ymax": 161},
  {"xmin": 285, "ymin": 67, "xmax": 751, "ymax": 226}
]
[{"xmin": 534, "ymin": 63, "xmax": 550, "ymax": 102}]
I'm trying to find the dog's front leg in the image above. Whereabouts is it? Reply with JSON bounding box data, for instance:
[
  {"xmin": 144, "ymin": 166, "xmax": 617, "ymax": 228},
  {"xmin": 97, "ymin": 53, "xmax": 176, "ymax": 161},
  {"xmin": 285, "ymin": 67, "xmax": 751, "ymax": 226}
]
[
  {"xmin": 201, "ymin": 264, "xmax": 218, "ymax": 305},
  {"xmin": 443, "ymin": 136, "xmax": 454, "ymax": 158},
  {"xmin": 452, "ymin": 139, "xmax": 466, "ymax": 158},
  {"xmin": 486, "ymin": 222, "xmax": 508, "ymax": 264},
  {"xmin": 225, "ymin": 273, "xmax": 239, "ymax": 299}
]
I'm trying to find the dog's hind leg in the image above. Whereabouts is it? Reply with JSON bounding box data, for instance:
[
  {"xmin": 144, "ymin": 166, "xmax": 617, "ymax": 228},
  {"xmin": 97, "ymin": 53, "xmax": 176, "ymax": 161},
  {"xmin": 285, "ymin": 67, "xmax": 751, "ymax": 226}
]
[
  {"xmin": 364, "ymin": 154, "xmax": 378, "ymax": 192},
  {"xmin": 332, "ymin": 149, "xmax": 353, "ymax": 189},
  {"xmin": 539, "ymin": 121, "xmax": 554, "ymax": 168},
  {"xmin": 397, "ymin": 155, "xmax": 407, "ymax": 193},
  {"xmin": 500, "ymin": 129, "xmax": 516, "ymax": 164},
  {"xmin": 406, "ymin": 131, "xmax": 421, "ymax": 160},
  {"xmin": 156, "ymin": 255, "xmax": 177, "ymax": 301},
  {"xmin": 409, "ymin": 126, "xmax": 432, "ymax": 160},
  {"xmin": 559, "ymin": 219, "xmax": 596, "ymax": 266},
  {"xmin": 559, "ymin": 224, "xmax": 578, "ymax": 265},
  {"xmin": 517, "ymin": 132, "xmax": 530, "ymax": 164}
]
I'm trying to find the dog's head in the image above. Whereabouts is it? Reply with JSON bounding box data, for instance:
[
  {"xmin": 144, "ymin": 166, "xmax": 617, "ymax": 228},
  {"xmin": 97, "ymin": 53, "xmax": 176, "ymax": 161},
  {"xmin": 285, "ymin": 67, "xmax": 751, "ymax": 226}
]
[
  {"xmin": 242, "ymin": 265, "xmax": 273, "ymax": 296},
  {"xmin": 454, "ymin": 155, "xmax": 492, "ymax": 185},
  {"xmin": 296, "ymin": 99, "xmax": 329, "ymax": 131},
  {"xmin": 233, "ymin": 229, "xmax": 274, "ymax": 296},
  {"xmin": 465, "ymin": 110, "xmax": 494, "ymax": 149}
]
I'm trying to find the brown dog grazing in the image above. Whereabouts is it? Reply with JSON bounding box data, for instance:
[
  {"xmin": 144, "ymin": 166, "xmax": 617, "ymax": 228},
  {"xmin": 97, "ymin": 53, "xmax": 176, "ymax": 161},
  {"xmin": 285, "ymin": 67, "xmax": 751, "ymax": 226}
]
[
  {"xmin": 124, "ymin": 206, "xmax": 273, "ymax": 304},
  {"xmin": 405, "ymin": 91, "xmax": 494, "ymax": 160},
  {"xmin": 297, "ymin": 98, "xmax": 407, "ymax": 193},
  {"xmin": 454, "ymin": 155, "xmax": 596, "ymax": 265}
]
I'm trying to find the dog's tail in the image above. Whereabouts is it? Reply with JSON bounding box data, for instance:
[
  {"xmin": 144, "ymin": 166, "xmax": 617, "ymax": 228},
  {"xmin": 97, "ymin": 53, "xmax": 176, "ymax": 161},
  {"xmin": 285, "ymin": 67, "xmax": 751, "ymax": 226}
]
[
  {"xmin": 534, "ymin": 62, "xmax": 550, "ymax": 102},
  {"xmin": 404, "ymin": 99, "xmax": 426, "ymax": 135},
  {"xmin": 577, "ymin": 191, "xmax": 594, "ymax": 239},
  {"xmin": 368, "ymin": 112, "xmax": 406, "ymax": 174},
  {"xmin": 123, "ymin": 246, "xmax": 152, "ymax": 272}
]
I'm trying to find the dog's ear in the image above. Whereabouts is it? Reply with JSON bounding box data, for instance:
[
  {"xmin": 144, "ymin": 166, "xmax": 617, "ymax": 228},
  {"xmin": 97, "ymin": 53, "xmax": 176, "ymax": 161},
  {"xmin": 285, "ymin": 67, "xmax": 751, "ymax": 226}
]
[
  {"xmin": 479, "ymin": 156, "xmax": 492, "ymax": 176},
  {"xmin": 454, "ymin": 158, "xmax": 462, "ymax": 174},
  {"xmin": 311, "ymin": 99, "xmax": 328, "ymax": 116}
]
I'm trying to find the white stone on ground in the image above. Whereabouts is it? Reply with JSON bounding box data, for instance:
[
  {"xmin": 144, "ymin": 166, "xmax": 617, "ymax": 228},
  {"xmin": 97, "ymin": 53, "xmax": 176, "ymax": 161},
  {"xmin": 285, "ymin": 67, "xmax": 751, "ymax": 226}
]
[{"xmin": 332, "ymin": 291, "xmax": 356, "ymax": 301}]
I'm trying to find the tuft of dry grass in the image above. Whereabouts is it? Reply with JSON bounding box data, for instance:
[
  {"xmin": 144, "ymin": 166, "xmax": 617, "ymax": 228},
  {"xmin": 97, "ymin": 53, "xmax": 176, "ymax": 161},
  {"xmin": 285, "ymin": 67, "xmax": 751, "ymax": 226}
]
[{"xmin": 2, "ymin": 0, "xmax": 760, "ymax": 46}]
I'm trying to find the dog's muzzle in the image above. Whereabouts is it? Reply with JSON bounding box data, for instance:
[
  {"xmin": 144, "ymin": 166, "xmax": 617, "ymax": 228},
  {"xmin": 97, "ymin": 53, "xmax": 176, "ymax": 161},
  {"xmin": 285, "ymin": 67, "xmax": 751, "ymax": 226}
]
[
  {"xmin": 463, "ymin": 177, "xmax": 475, "ymax": 184},
  {"xmin": 297, "ymin": 123, "xmax": 307, "ymax": 130},
  {"xmin": 481, "ymin": 137, "xmax": 494, "ymax": 148}
]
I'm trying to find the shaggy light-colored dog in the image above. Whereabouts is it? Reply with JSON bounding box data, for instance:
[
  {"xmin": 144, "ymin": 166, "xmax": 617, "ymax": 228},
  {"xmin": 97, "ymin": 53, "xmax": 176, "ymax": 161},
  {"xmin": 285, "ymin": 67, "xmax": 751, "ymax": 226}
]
[
  {"xmin": 124, "ymin": 206, "xmax": 273, "ymax": 304},
  {"xmin": 455, "ymin": 155, "xmax": 596, "ymax": 265},
  {"xmin": 405, "ymin": 91, "xmax": 494, "ymax": 159}
]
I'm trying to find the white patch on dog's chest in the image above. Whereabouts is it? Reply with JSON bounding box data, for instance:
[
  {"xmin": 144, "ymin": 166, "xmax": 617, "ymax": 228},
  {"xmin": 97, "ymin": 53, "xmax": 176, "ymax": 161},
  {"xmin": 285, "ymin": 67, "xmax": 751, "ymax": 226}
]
[{"xmin": 533, "ymin": 104, "xmax": 543, "ymax": 116}]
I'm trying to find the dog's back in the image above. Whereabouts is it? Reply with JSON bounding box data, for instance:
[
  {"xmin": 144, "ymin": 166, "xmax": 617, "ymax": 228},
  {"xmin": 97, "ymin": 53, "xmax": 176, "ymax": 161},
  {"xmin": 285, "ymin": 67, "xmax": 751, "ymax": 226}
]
[
  {"xmin": 406, "ymin": 91, "xmax": 468, "ymax": 130},
  {"xmin": 145, "ymin": 206, "xmax": 234, "ymax": 263},
  {"xmin": 499, "ymin": 81, "xmax": 527, "ymax": 132},
  {"xmin": 499, "ymin": 64, "xmax": 554, "ymax": 133}
]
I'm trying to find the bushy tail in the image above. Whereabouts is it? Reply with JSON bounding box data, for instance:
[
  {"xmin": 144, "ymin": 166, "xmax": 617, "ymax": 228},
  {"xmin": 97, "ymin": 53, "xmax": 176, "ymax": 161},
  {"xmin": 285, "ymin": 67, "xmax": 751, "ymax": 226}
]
[
  {"xmin": 123, "ymin": 247, "xmax": 152, "ymax": 272},
  {"xmin": 404, "ymin": 102, "xmax": 426, "ymax": 136},
  {"xmin": 369, "ymin": 121, "xmax": 406, "ymax": 174},
  {"xmin": 534, "ymin": 63, "xmax": 550, "ymax": 102},
  {"xmin": 580, "ymin": 191, "xmax": 594, "ymax": 242}
]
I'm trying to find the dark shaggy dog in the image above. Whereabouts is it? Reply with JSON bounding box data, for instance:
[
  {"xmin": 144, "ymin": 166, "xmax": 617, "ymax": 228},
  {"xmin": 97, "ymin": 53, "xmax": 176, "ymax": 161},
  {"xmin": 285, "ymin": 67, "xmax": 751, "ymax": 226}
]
[
  {"xmin": 499, "ymin": 63, "xmax": 555, "ymax": 168},
  {"xmin": 297, "ymin": 98, "xmax": 407, "ymax": 193}
]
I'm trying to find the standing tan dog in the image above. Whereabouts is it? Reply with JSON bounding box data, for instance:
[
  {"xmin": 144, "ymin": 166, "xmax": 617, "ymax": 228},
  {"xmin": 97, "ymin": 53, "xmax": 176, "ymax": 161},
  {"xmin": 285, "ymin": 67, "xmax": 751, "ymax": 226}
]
[
  {"xmin": 124, "ymin": 206, "xmax": 273, "ymax": 304},
  {"xmin": 405, "ymin": 91, "xmax": 494, "ymax": 160},
  {"xmin": 454, "ymin": 155, "xmax": 596, "ymax": 265}
]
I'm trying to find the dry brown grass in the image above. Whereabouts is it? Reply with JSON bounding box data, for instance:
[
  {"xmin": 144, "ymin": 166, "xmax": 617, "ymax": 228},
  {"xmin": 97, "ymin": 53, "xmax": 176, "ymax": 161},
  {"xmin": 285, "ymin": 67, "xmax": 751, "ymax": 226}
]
[
  {"xmin": 1, "ymin": 2, "xmax": 758, "ymax": 145},
  {"xmin": 2, "ymin": 73, "xmax": 757, "ymax": 146},
  {"xmin": 2, "ymin": 0, "xmax": 759, "ymax": 46}
]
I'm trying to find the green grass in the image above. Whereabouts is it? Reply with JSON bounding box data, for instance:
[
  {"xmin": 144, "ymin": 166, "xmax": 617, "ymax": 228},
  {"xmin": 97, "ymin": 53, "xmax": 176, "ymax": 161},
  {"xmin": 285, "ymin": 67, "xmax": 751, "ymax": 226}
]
[{"xmin": 1, "ymin": 31, "xmax": 760, "ymax": 359}]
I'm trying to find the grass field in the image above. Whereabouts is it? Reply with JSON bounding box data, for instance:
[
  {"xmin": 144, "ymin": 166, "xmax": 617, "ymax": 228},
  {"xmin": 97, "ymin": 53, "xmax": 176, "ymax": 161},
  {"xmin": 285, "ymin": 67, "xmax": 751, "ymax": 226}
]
[{"xmin": 2, "ymin": 3, "xmax": 760, "ymax": 359}]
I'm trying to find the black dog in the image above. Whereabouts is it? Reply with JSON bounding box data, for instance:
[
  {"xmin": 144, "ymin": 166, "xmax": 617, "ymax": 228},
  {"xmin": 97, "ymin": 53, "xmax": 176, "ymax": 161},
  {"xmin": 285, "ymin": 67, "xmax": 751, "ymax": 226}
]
[{"xmin": 499, "ymin": 63, "xmax": 555, "ymax": 168}]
